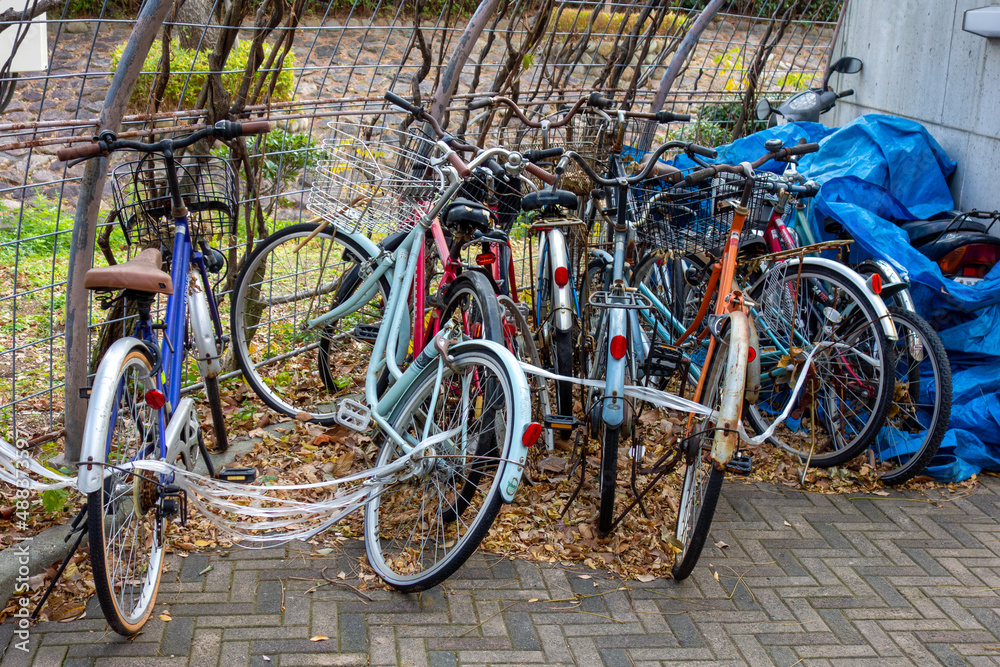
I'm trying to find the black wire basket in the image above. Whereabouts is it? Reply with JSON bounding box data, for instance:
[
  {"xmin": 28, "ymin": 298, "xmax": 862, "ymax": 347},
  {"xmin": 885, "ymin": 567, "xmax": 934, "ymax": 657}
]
[
  {"xmin": 631, "ymin": 173, "xmax": 753, "ymax": 255},
  {"xmin": 110, "ymin": 154, "xmax": 239, "ymax": 248}
]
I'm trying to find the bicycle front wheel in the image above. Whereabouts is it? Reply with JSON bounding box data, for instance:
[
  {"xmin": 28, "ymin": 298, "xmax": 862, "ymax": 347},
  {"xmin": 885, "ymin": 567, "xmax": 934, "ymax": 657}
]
[
  {"xmin": 364, "ymin": 343, "xmax": 515, "ymax": 591},
  {"xmin": 230, "ymin": 223, "xmax": 391, "ymax": 423},
  {"xmin": 672, "ymin": 339, "xmax": 731, "ymax": 581},
  {"xmin": 747, "ymin": 263, "xmax": 895, "ymax": 467},
  {"xmin": 87, "ymin": 348, "xmax": 165, "ymax": 636}
]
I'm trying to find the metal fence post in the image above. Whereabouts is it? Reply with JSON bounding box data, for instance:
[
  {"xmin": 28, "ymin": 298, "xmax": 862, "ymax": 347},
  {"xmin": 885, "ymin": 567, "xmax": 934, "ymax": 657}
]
[{"xmin": 62, "ymin": 0, "xmax": 173, "ymax": 463}]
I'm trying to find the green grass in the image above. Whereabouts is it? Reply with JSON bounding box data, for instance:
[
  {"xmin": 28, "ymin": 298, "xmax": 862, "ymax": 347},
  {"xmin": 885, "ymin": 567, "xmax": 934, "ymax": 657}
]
[{"xmin": 111, "ymin": 38, "xmax": 296, "ymax": 111}]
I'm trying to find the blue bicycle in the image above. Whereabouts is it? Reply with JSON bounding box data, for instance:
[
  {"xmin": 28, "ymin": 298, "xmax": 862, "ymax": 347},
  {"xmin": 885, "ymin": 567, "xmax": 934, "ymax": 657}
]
[{"xmin": 57, "ymin": 119, "xmax": 269, "ymax": 635}]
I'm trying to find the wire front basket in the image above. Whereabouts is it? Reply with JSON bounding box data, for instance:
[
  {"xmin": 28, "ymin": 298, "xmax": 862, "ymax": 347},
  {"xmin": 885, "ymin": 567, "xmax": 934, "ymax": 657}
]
[
  {"xmin": 631, "ymin": 173, "xmax": 751, "ymax": 255},
  {"xmin": 110, "ymin": 154, "xmax": 238, "ymax": 248},
  {"xmin": 309, "ymin": 115, "xmax": 448, "ymax": 236}
]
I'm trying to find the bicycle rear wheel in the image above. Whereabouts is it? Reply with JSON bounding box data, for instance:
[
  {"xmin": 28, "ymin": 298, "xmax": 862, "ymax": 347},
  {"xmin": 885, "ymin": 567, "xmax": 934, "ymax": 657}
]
[
  {"xmin": 364, "ymin": 344, "xmax": 515, "ymax": 591},
  {"xmin": 88, "ymin": 348, "xmax": 165, "ymax": 636},
  {"xmin": 230, "ymin": 223, "xmax": 391, "ymax": 423},
  {"xmin": 871, "ymin": 306, "xmax": 951, "ymax": 485}
]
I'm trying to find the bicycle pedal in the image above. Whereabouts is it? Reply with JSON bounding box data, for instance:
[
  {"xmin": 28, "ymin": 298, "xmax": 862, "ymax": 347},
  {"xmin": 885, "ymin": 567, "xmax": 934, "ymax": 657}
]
[
  {"xmin": 725, "ymin": 454, "xmax": 753, "ymax": 476},
  {"xmin": 352, "ymin": 323, "xmax": 381, "ymax": 343},
  {"xmin": 543, "ymin": 414, "xmax": 578, "ymax": 433},
  {"xmin": 646, "ymin": 343, "xmax": 686, "ymax": 375},
  {"xmin": 334, "ymin": 398, "xmax": 371, "ymax": 432},
  {"xmin": 218, "ymin": 468, "xmax": 257, "ymax": 483}
]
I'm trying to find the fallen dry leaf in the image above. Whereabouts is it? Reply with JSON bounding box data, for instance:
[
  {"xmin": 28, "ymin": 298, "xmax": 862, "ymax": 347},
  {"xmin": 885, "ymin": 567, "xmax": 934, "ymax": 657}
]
[
  {"xmin": 310, "ymin": 635, "xmax": 329, "ymax": 642},
  {"xmin": 635, "ymin": 574, "xmax": 656, "ymax": 583},
  {"xmin": 714, "ymin": 541, "xmax": 729, "ymax": 549}
]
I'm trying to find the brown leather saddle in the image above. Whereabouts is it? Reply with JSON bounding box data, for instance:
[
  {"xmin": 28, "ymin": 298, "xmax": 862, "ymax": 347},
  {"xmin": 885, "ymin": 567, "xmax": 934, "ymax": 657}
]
[{"xmin": 84, "ymin": 247, "xmax": 173, "ymax": 295}]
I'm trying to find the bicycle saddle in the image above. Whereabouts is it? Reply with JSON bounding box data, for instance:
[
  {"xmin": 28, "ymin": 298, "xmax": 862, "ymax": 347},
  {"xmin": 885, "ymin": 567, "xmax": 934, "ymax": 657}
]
[
  {"xmin": 442, "ymin": 197, "xmax": 495, "ymax": 233},
  {"xmin": 520, "ymin": 189, "xmax": 578, "ymax": 211},
  {"xmin": 638, "ymin": 155, "xmax": 682, "ymax": 183},
  {"xmin": 84, "ymin": 247, "xmax": 173, "ymax": 295}
]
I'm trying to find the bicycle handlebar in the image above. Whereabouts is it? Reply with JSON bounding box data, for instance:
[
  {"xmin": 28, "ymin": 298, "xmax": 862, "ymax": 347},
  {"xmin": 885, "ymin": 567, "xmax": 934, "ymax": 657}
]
[
  {"xmin": 57, "ymin": 119, "xmax": 271, "ymax": 162},
  {"xmin": 681, "ymin": 142, "xmax": 820, "ymax": 186},
  {"xmin": 385, "ymin": 92, "xmax": 557, "ymax": 185}
]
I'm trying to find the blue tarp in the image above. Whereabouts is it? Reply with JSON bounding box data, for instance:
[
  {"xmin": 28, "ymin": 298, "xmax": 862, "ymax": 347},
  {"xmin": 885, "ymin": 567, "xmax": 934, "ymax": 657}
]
[{"xmin": 671, "ymin": 114, "xmax": 998, "ymax": 481}]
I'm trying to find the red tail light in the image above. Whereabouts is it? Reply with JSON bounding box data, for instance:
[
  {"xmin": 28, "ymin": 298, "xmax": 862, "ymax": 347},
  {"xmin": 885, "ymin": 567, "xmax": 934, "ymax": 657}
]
[
  {"xmin": 939, "ymin": 244, "xmax": 1000, "ymax": 279},
  {"xmin": 867, "ymin": 272, "xmax": 882, "ymax": 294},
  {"xmin": 522, "ymin": 422, "xmax": 542, "ymax": 447},
  {"xmin": 554, "ymin": 266, "xmax": 570, "ymax": 288},
  {"xmin": 476, "ymin": 251, "xmax": 496, "ymax": 266},
  {"xmin": 145, "ymin": 390, "xmax": 166, "ymax": 410},
  {"xmin": 747, "ymin": 347, "xmax": 756, "ymax": 363},
  {"xmin": 610, "ymin": 335, "xmax": 627, "ymax": 360}
]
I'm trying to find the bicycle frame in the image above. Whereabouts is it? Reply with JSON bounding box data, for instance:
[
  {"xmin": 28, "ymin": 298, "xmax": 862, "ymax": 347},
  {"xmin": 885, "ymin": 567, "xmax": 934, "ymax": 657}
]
[
  {"xmin": 78, "ymin": 207, "xmax": 218, "ymax": 494},
  {"xmin": 303, "ymin": 145, "xmax": 535, "ymax": 501}
]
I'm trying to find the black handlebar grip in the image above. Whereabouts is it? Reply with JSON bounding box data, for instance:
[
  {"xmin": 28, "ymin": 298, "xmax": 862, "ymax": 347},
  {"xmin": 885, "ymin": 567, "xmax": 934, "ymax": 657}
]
[
  {"xmin": 785, "ymin": 142, "xmax": 820, "ymax": 156},
  {"xmin": 57, "ymin": 142, "xmax": 103, "ymax": 162},
  {"xmin": 802, "ymin": 183, "xmax": 820, "ymax": 197},
  {"xmin": 523, "ymin": 147, "xmax": 564, "ymax": 163},
  {"xmin": 683, "ymin": 166, "xmax": 718, "ymax": 186},
  {"xmin": 588, "ymin": 91, "xmax": 612, "ymax": 109},
  {"xmin": 837, "ymin": 88, "xmax": 855, "ymax": 99},
  {"xmin": 468, "ymin": 97, "xmax": 492, "ymax": 110},
  {"xmin": 239, "ymin": 120, "xmax": 271, "ymax": 136},
  {"xmin": 654, "ymin": 110, "xmax": 692, "ymax": 123},
  {"xmin": 384, "ymin": 91, "xmax": 417, "ymax": 113},
  {"xmin": 689, "ymin": 144, "xmax": 718, "ymax": 159}
]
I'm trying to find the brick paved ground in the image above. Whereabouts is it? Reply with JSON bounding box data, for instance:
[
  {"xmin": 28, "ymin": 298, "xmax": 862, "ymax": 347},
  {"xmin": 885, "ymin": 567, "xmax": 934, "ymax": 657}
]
[{"xmin": 5, "ymin": 475, "xmax": 1000, "ymax": 666}]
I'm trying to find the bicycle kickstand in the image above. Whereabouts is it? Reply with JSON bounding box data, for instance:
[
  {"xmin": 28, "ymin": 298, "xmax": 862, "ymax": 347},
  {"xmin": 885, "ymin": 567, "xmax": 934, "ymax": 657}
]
[{"xmin": 31, "ymin": 505, "xmax": 89, "ymax": 620}]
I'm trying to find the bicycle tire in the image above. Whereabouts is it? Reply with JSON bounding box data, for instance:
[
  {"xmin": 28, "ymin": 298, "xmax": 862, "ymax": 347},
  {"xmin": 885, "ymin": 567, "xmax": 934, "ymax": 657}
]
[
  {"xmin": 203, "ymin": 375, "xmax": 228, "ymax": 452},
  {"xmin": 439, "ymin": 272, "xmax": 505, "ymax": 347},
  {"xmin": 497, "ymin": 295, "xmax": 554, "ymax": 456},
  {"xmin": 364, "ymin": 343, "xmax": 514, "ymax": 591},
  {"xmin": 553, "ymin": 329, "xmax": 575, "ymax": 428},
  {"xmin": 873, "ymin": 306, "xmax": 951, "ymax": 485},
  {"xmin": 598, "ymin": 425, "xmax": 619, "ymax": 535},
  {"xmin": 88, "ymin": 348, "xmax": 165, "ymax": 636},
  {"xmin": 746, "ymin": 263, "xmax": 895, "ymax": 467},
  {"xmin": 672, "ymin": 342, "xmax": 730, "ymax": 581},
  {"xmin": 230, "ymin": 223, "xmax": 391, "ymax": 424}
]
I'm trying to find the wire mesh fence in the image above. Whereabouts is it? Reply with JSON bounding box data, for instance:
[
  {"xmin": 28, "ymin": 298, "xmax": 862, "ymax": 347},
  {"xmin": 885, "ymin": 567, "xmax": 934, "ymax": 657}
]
[{"xmin": 0, "ymin": 0, "xmax": 842, "ymax": 455}]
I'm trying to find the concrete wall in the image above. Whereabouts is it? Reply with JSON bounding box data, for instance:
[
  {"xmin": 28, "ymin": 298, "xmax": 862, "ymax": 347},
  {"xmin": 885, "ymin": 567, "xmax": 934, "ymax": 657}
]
[{"xmin": 827, "ymin": 0, "xmax": 1000, "ymax": 210}]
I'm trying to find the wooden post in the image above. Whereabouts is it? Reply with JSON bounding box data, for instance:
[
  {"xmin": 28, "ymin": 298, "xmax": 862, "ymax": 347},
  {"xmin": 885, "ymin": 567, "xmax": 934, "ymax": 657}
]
[{"xmin": 63, "ymin": 0, "xmax": 173, "ymax": 463}]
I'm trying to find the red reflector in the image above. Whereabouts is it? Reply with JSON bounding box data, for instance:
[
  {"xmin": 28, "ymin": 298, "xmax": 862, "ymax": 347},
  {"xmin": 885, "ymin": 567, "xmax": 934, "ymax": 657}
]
[
  {"xmin": 522, "ymin": 422, "xmax": 543, "ymax": 447},
  {"xmin": 869, "ymin": 272, "xmax": 882, "ymax": 294},
  {"xmin": 554, "ymin": 266, "xmax": 570, "ymax": 288},
  {"xmin": 610, "ymin": 335, "xmax": 627, "ymax": 360},
  {"xmin": 145, "ymin": 390, "xmax": 166, "ymax": 410},
  {"xmin": 747, "ymin": 347, "xmax": 756, "ymax": 363},
  {"xmin": 476, "ymin": 251, "xmax": 496, "ymax": 266}
]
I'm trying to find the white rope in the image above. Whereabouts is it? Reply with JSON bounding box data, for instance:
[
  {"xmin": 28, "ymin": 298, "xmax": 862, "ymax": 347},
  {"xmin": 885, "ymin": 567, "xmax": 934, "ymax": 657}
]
[
  {"xmin": 0, "ymin": 340, "xmax": 834, "ymax": 546},
  {"xmin": 519, "ymin": 338, "xmax": 831, "ymax": 447}
]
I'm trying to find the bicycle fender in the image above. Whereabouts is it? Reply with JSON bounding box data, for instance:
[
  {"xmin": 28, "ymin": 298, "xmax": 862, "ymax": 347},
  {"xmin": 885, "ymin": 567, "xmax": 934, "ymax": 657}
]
[
  {"xmin": 78, "ymin": 337, "xmax": 155, "ymax": 494},
  {"xmin": 601, "ymin": 308, "xmax": 628, "ymax": 428},
  {"xmin": 745, "ymin": 316, "xmax": 761, "ymax": 405},
  {"xmin": 546, "ymin": 229, "xmax": 576, "ymax": 332},
  {"xmin": 778, "ymin": 256, "xmax": 897, "ymax": 341},
  {"xmin": 856, "ymin": 258, "xmax": 916, "ymax": 313},
  {"xmin": 448, "ymin": 339, "xmax": 533, "ymax": 503},
  {"xmin": 711, "ymin": 311, "xmax": 749, "ymax": 468}
]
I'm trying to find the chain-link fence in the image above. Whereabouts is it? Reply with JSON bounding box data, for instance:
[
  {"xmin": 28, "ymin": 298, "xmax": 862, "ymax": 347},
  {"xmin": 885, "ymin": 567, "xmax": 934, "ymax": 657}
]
[{"xmin": 0, "ymin": 0, "xmax": 842, "ymax": 457}]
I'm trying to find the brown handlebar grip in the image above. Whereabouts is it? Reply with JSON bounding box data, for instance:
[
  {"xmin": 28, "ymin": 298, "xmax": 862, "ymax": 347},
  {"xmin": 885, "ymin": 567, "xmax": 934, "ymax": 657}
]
[
  {"xmin": 526, "ymin": 162, "xmax": 556, "ymax": 186},
  {"xmin": 683, "ymin": 166, "xmax": 718, "ymax": 186},
  {"xmin": 239, "ymin": 121, "xmax": 271, "ymax": 136},
  {"xmin": 57, "ymin": 142, "xmax": 103, "ymax": 162},
  {"xmin": 447, "ymin": 151, "xmax": 472, "ymax": 179},
  {"xmin": 785, "ymin": 142, "xmax": 819, "ymax": 156}
]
